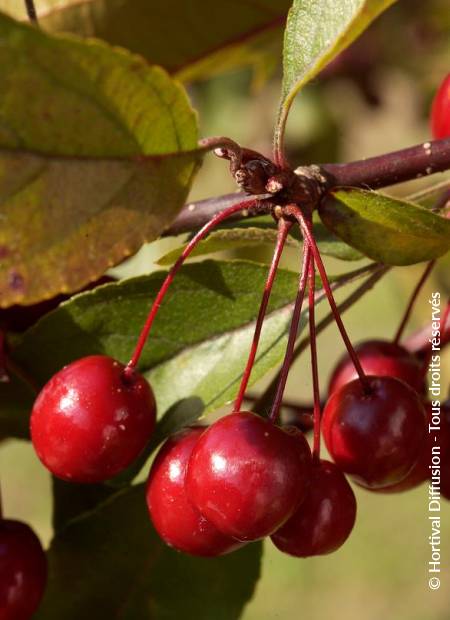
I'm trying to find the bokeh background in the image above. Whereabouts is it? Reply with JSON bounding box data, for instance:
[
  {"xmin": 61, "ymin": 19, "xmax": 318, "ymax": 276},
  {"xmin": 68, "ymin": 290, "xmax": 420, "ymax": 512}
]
[{"xmin": 1, "ymin": 1, "xmax": 450, "ymax": 618}]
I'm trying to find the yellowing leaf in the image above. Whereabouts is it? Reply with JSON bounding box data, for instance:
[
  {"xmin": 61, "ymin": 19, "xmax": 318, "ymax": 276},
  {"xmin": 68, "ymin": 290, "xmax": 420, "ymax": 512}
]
[{"xmin": 0, "ymin": 13, "xmax": 199, "ymax": 306}]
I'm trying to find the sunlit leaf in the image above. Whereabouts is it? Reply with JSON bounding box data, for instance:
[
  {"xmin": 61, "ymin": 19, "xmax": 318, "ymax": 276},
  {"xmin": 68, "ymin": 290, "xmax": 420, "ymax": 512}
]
[
  {"xmin": 0, "ymin": 12, "xmax": 199, "ymax": 307},
  {"xmin": 319, "ymin": 188, "xmax": 450, "ymax": 265},
  {"xmin": 275, "ymin": 0, "xmax": 396, "ymax": 155}
]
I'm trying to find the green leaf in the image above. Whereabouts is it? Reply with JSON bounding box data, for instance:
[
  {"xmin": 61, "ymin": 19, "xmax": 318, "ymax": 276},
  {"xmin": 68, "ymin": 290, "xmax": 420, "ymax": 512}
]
[
  {"xmin": 0, "ymin": 372, "xmax": 34, "ymax": 439},
  {"xmin": 275, "ymin": 0, "xmax": 396, "ymax": 154},
  {"xmin": 12, "ymin": 260, "xmax": 301, "ymax": 399},
  {"xmin": 319, "ymin": 188, "xmax": 450, "ymax": 265},
  {"xmin": 158, "ymin": 215, "xmax": 363, "ymax": 265},
  {"xmin": 38, "ymin": 484, "xmax": 262, "ymax": 619},
  {"xmin": 158, "ymin": 225, "xmax": 300, "ymax": 265},
  {"xmin": 0, "ymin": 12, "xmax": 199, "ymax": 307},
  {"xmin": 52, "ymin": 477, "xmax": 117, "ymax": 532},
  {"xmin": 5, "ymin": 0, "xmax": 291, "ymax": 84}
]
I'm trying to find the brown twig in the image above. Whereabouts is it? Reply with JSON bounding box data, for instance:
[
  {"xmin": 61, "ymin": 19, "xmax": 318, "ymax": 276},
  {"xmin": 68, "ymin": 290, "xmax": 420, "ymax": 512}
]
[{"xmin": 24, "ymin": 0, "xmax": 38, "ymax": 23}]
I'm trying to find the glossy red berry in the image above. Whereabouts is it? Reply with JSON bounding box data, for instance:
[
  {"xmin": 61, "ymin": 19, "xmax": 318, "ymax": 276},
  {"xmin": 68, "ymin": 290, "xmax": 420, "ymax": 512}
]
[
  {"xmin": 146, "ymin": 426, "xmax": 243, "ymax": 557},
  {"xmin": 431, "ymin": 73, "xmax": 450, "ymax": 139},
  {"xmin": 271, "ymin": 460, "xmax": 356, "ymax": 557},
  {"xmin": 322, "ymin": 376, "xmax": 426, "ymax": 489},
  {"xmin": 0, "ymin": 519, "xmax": 47, "ymax": 619},
  {"xmin": 185, "ymin": 411, "xmax": 312, "ymax": 541},
  {"xmin": 31, "ymin": 355, "xmax": 156, "ymax": 483},
  {"xmin": 328, "ymin": 339, "xmax": 425, "ymax": 395}
]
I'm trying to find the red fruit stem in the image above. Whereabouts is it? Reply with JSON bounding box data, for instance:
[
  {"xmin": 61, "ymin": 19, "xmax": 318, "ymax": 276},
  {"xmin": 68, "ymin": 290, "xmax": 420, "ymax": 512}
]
[
  {"xmin": 254, "ymin": 265, "xmax": 389, "ymax": 415},
  {"xmin": 125, "ymin": 199, "xmax": 259, "ymax": 377},
  {"xmin": 293, "ymin": 207, "xmax": 371, "ymax": 393},
  {"xmin": 245, "ymin": 393, "xmax": 316, "ymax": 414},
  {"xmin": 307, "ymin": 256, "xmax": 321, "ymax": 461},
  {"xmin": 233, "ymin": 217, "xmax": 292, "ymax": 412},
  {"xmin": 393, "ymin": 260, "xmax": 435, "ymax": 345},
  {"xmin": 268, "ymin": 240, "xmax": 311, "ymax": 423}
]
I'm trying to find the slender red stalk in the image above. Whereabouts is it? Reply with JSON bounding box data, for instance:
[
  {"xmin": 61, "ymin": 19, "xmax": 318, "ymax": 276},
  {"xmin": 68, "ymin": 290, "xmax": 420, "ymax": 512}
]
[
  {"xmin": 125, "ymin": 199, "xmax": 259, "ymax": 376},
  {"xmin": 393, "ymin": 260, "xmax": 435, "ymax": 345},
  {"xmin": 268, "ymin": 241, "xmax": 311, "ymax": 423},
  {"xmin": 245, "ymin": 392, "xmax": 316, "ymax": 415},
  {"xmin": 293, "ymin": 206, "xmax": 371, "ymax": 393},
  {"xmin": 233, "ymin": 218, "xmax": 292, "ymax": 412},
  {"xmin": 308, "ymin": 255, "xmax": 321, "ymax": 461}
]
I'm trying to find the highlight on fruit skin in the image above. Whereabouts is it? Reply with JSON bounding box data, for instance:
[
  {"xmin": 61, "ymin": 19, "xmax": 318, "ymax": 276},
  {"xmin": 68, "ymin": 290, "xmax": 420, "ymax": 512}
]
[
  {"xmin": 271, "ymin": 459, "xmax": 357, "ymax": 557},
  {"xmin": 185, "ymin": 411, "xmax": 312, "ymax": 542},
  {"xmin": 30, "ymin": 355, "xmax": 156, "ymax": 483},
  {"xmin": 0, "ymin": 518, "xmax": 47, "ymax": 619},
  {"xmin": 146, "ymin": 426, "xmax": 243, "ymax": 557}
]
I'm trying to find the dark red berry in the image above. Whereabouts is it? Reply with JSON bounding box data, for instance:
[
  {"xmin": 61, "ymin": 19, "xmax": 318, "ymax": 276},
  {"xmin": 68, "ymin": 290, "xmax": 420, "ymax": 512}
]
[
  {"xmin": 322, "ymin": 376, "xmax": 426, "ymax": 489},
  {"xmin": 31, "ymin": 355, "xmax": 156, "ymax": 483},
  {"xmin": 0, "ymin": 519, "xmax": 47, "ymax": 619},
  {"xmin": 185, "ymin": 411, "xmax": 311, "ymax": 541},
  {"xmin": 431, "ymin": 73, "xmax": 450, "ymax": 139},
  {"xmin": 328, "ymin": 339, "xmax": 425, "ymax": 395},
  {"xmin": 271, "ymin": 459, "xmax": 356, "ymax": 557},
  {"xmin": 146, "ymin": 426, "xmax": 243, "ymax": 557}
]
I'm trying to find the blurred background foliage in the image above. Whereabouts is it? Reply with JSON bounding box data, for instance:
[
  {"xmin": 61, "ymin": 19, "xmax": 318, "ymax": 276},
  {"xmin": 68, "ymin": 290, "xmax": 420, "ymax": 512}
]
[{"xmin": 1, "ymin": 0, "xmax": 450, "ymax": 618}]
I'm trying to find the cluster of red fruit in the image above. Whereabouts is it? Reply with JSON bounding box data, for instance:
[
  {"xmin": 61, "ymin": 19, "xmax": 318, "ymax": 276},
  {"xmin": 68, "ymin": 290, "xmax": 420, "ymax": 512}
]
[
  {"xmin": 26, "ymin": 333, "xmax": 450, "ymax": 564},
  {"xmin": 145, "ymin": 338, "xmax": 450, "ymax": 558},
  {"xmin": 1, "ymin": 72, "xmax": 449, "ymax": 619}
]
